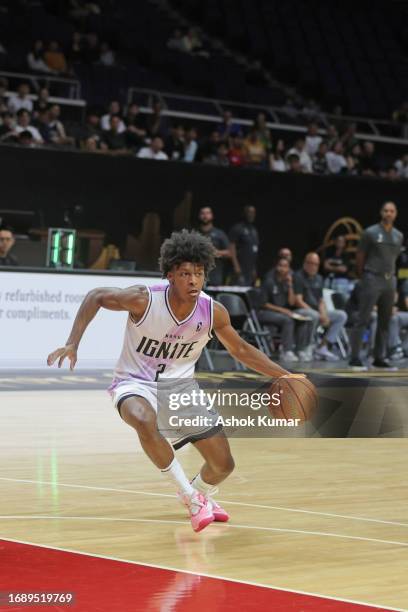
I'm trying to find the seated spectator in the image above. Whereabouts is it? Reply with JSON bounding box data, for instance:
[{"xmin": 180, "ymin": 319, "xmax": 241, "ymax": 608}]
[
  {"xmin": 137, "ymin": 137, "xmax": 168, "ymax": 160},
  {"xmin": 312, "ymin": 141, "xmax": 329, "ymax": 175},
  {"xmin": 18, "ymin": 130, "xmax": 36, "ymax": 147},
  {"xmin": 269, "ymin": 139, "xmax": 286, "ymax": 172},
  {"xmin": 322, "ymin": 235, "xmax": 352, "ymax": 292},
  {"xmin": 281, "ymin": 97, "xmax": 299, "ymax": 119},
  {"xmin": 259, "ymin": 257, "xmax": 311, "ymax": 362},
  {"xmin": 14, "ymin": 109, "xmax": 43, "ymax": 144},
  {"xmin": 287, "ymin": 138, "xmax": 312, "ymax": 173},
  {"xmin": 347, "ymin": 143, "xmax": 362, "ymax": 176},
  {"xmin": 48, "ymin": 104, "xmax": 74, "ymax": 146},
  {"xmin": 198, "ymin": 130, "xmax": 221, "ymax": 162},
  {"xmin": 305, "ymin": 123, "xmax": 322, "ymax": 157},
  {"xmin": 228, "ymin": 134, "xmax": 246, "ymax": 167},
  {"xmin": 340, "ymin": 122, "xmax": 358, "ymax": 153},
  {"xmin": 253, "ymin": 112, "xmax": 272, "ymax": 153},
  {"xmin": 0, "ymin": 226, "xmax": 18, "ymax": 266},
  {"xmin": 101, "ymin": 115, "xmax": 129, "ymax": 153},
  {"xmin": 287, "ymin": 153, "xmax": 303, "ymax": 173},
  {"xmin": 302, "ymin": 98, "xmax": 324, "ymax": 123},
  {"xmin": 243, "ymin": 129, "xmax": 266, "ymax": 168},
  {"xmin": 79, "ymin": 110, "xmax": 102, "ymax": 146},
  {"xmin": 164, "ymin": 125, "xmax": 185, "ymax": 160},
  {"xmin": 294, "ymin": 252, "xmax": 348, "ymax": 361},
  {"xmin": 326, "ymin": 124, "xmax": 339, "ymax": 149},
  {"xmin": 83, "ymin": 136, "xmax": 103, "ymax": 153},
  {"xmin": 8, "ymin": 83, "xmax": 33, "ymax": 114},
  {"xmin": 183, "ymin": 127, "xmax": 198, "ymax": 162},
  {"xmin": 33, "ymin": 87, "xmax": 50, "ymax": 118},
  {"xmin": 394, "ymin": 154, "xmax": 408, "ymax": 180},
  {"xmin": 278, "ymin": 247, "xmax": 293, "ymax": 266},
  {"xmin": 217, "ymin": 110, "xmax": 240, "ymax": 139},
  {"xmin": 360, "ymin": 141, "xmax": 379, "ymax": 176},
  {"xmin": 204, "ymin": 142, "xmax": 230, "ymax": 166},
  {"xmin": 99, "ymin": 42, "xmax": 115, "ymax": 67},
  {"xmin": 44, "ymin": 41, "xmax": 68, "ymax": 74},
  {"xmin": 101, "ymin": 100, "xmax": 126, "ymax": 133},
  {"xmin": 146, "ymin": 101, "xmax": 169, "ymax": 138},
  {"xmin": 326, "ymin": 141, "xmax": 347, "ymax": 174},
  {"xmin": 35, "ymin": 108, "xmax": 52, "ymax": 143},
  {"xmin": 27, "ymin": 40, "xmax": 55, "ymax": 74},
  {"xmin": 0, "ymin": 113, "xmax": 17, "ymax": 143},
  {"xmin": 167, "ymin": 29, "xmax": 186, "ymax": 52}
]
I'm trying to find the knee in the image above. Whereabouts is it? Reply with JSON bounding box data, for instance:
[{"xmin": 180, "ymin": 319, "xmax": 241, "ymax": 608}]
[
  {"xmin": 336, "ymin": 309, "xmax": 347, "ymax": 325},
  {"xmin": 121, "ymin": 403, "xmax": 156, "ymax": 436}
]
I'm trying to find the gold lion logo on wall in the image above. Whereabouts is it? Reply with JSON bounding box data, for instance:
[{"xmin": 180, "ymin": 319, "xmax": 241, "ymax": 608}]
[{"xmin": 318, "ymin": 217, "xmax": 364, "ymax": 276}]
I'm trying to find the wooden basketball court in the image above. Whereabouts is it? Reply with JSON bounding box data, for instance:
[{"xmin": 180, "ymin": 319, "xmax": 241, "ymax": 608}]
[{"xmin": 0, "ymin": 370, "xmax": 407, "ymax": 610}]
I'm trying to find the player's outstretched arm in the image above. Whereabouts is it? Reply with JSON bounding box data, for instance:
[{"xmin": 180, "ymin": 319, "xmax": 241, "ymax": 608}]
[
  {"xmin": 47, "ymin": 285, "xmax": 149, "ymax": 370},
  {"xmin": 213, "ymin": 301, "xmax": 304, "ymax": 379}
]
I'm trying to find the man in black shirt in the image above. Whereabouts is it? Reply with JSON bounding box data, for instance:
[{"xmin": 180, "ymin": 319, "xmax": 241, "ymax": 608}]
[
  {"xmin": 259, "ymin": 257, "xmax": 311, "ymax": 362},
  {"xmin": 198, "ymin": 206, "xmax": 231, "ymax": 286},
  {"xmin": 349, "ymin": 202, "xmax": 404, "ymax": 369},
  {"xmin": 229, "ymin": 205, "xmax": 259, "ymax": 286},
  {"xmin": 0, "ymin": 226, "xmax": 19, "ymax": 266}
]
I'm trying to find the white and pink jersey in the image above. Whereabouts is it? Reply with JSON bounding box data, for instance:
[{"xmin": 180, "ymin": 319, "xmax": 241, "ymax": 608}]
[{"xmin": 114, "ymin": 284, "xmax": 213, "ymax": 381}]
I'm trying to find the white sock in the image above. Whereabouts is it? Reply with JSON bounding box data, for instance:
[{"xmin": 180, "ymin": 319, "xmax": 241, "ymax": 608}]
[
  {"xmin": 161, "ymin": 457, "xmax": 195, "ymax": 496},
  {"xmin": 191, "ymin": 472, "xmax": 216, "ymax": 496}
]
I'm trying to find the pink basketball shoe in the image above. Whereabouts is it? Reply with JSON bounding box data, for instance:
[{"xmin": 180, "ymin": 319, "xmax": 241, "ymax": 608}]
[
  {"xmin": 208, "ymin": 498, "xmax": 229, "ymax": 522},
  {"xmin": 179, "ymin": 491, "xmax": 214, "ymax": 532}
]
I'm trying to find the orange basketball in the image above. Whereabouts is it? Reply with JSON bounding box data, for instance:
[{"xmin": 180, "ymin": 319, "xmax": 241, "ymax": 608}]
[{"xmin": 269, "ymin": 376, "xmax": 318, "ymax": 422}]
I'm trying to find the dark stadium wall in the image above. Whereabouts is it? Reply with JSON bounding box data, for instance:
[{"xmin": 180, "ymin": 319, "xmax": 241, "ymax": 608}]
[{"xmin": 2, "ymin": 145, "xmax": 408, "ymax": 272}]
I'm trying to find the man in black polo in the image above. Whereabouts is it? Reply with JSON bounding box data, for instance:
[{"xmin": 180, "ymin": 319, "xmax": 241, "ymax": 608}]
[
  {"xmin": 294, "ymin": 252, "xmax": 347, "ymax": 361},
  {"xmin": 197, "ymin": 206, "xmax": 231, "ymax": 285},
  {"xmin": 259, "ymin": 257, "xmax": 311, "ymax": 362},
  {"xmin": 229, "ymin": 205, "xmax": 259, "ymax": 286},
  {"xmin": 349, "ymin": 202, "xmax": 404, "ymax": 369},
  {"xmin": 0, "ymin": 226, "xmax": 19, "ymax": 266}
]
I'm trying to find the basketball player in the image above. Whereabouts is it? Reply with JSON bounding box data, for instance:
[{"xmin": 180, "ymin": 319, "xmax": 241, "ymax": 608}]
[{"xmin": 47, "ymin": 230, "xmax": 304, "ymax": 532}]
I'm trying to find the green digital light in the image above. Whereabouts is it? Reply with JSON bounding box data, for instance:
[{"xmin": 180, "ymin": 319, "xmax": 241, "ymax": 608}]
[
  {"xmin": 66, "ymin": 233, "xmax": 74, "ymax": 265},
  {"xmin": 52, "ymin": 232, "xmax": 60, "ymax": 264}
]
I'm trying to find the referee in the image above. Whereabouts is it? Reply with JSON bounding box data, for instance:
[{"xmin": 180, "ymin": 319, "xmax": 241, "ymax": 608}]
[{"xmin": 349, "ymin": 201, "xmax": 403, "ymax": 370}]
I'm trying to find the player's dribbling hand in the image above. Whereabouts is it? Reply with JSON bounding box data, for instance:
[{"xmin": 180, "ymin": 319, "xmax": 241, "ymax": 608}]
[{"xmin": 47, "ymin": 344, "xmax": 78, "ymax": 370}]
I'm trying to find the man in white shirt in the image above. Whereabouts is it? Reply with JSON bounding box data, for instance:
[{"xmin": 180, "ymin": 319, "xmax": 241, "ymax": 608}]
[
  {"xmin": 14, "ymin": 109, "xmax": 43, "ymax": 144},
  {"xmin": 287, "ymin": 137, "xmax": 312, "ymax": 173},
  {"xmin": 8, "ymin": 83, "xmax": 33, "ymax": 114},
  {"xmin": 326, "ymin": 141, "xmax": 348, "ymax": 174},
  {"xmin": 101, "ymin": 100, "xmax": 126, "ymax": 133},
  {"xmin": 137, "ymin": 137, "xmax": 168, "ymax": 160},
  {"xmin": 305, "ymin": 123, "xmax": 322, "ymax": 156}
]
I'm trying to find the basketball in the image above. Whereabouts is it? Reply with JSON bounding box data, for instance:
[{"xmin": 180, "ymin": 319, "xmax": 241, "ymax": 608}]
[{"xmin": 269, "ymin": 376, "xmax": 318, "ymax": 422}]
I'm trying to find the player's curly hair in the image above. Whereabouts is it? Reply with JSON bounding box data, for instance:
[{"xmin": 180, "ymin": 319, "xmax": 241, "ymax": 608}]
[{"xmin": 159, "ymin": 229, "xmax": 216, "ymax": 278}]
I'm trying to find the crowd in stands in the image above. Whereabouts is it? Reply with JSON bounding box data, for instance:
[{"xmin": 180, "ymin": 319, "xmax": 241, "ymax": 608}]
[{"xmin": 1, "ymin": 82, "xmax": 408, "ymax": 181}]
